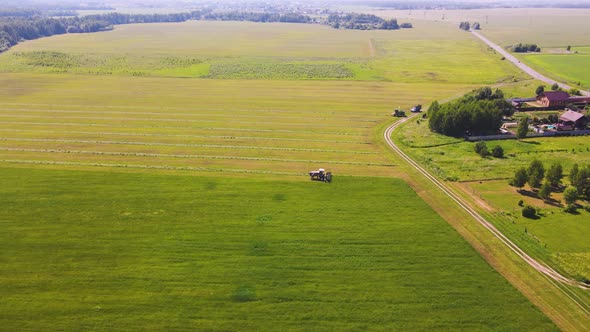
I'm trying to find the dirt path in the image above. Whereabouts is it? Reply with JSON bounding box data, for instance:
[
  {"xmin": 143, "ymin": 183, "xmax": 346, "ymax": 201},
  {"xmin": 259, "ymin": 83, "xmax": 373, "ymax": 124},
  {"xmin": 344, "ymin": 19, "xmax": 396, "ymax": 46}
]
[{"xmin": 384, "ymin": 115, "xmax": 590, "ymax": 294}]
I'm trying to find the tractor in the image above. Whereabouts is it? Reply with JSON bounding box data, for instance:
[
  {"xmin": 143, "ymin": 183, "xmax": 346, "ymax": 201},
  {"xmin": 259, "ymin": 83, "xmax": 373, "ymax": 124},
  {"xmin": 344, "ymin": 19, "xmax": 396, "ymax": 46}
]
[
  {"xmin": 392, "ymin": 109, "xmax": 406, "ymax": 117},
  {"xmin": 309, "ymin": 168, "xmax": 332, "ymax": 182}
]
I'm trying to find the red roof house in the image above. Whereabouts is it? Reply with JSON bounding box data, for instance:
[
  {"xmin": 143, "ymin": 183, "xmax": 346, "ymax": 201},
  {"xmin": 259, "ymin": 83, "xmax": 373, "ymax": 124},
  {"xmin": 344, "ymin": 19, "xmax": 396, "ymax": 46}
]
[{"xmin": 537, "ymin": 91, "xmax": 570, "ymax": 108}]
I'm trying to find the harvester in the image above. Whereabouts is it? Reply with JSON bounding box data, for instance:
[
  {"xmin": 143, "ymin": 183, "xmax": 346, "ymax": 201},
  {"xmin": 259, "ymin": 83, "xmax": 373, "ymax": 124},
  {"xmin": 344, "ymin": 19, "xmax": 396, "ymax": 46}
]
[{"xmin": 309, "ymin": 168, "xmax": 332, "ymax": 183}]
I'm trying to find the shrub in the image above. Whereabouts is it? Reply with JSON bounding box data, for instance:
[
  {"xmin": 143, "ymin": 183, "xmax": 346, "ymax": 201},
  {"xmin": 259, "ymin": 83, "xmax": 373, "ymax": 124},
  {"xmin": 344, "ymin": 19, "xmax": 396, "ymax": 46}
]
[
  {"xmin": 522, "ymin": 205, "xmax": 537, "ymax": 218},
  {"xmin": 584, "ymin": 205, "xmax": 590, "ymax": 213},
  {"xmin": 518, "ymin": 199, "xmax": 524, "ymax": 206},
  {"xmin": 492, "ymin": 145, "xmax": 504, "ymax": 158},
  {"xmin": 563, "ymin": 186, "xmax": 578, "ymax": 205},
  {"xmin": 474, "ymin": 141, "xmax": 487, "ymax": 154},
  {"xmin": 563, "ymin": 204, "xmax": 577, "ymax": 214}
]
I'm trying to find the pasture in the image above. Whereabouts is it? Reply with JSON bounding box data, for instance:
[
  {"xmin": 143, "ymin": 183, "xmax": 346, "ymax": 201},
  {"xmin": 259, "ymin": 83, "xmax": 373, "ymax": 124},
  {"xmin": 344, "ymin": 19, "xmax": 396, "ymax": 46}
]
[{"xmin": 0, "ymin": 167, "xmax": 556, "ymax": 330}]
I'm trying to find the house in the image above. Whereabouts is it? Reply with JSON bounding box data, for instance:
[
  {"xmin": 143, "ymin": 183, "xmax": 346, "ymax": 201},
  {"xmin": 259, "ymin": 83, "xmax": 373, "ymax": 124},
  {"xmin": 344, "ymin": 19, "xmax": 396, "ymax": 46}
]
[
  {"xmin": 558, "ymin": 110, "xmax": 588, "ymax": 130},
  {"xmin": 537, "ymin": 91, "xmax": 571, "ymax": 108}
]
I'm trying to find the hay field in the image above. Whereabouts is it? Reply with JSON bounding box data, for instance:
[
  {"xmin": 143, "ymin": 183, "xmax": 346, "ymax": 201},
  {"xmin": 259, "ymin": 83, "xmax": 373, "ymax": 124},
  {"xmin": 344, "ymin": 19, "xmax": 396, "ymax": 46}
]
[
  {"xmin": 0, "ymin": 73, "xmax": 479, "ymax": 177},
  {"xmin": 0, "ymin": 20, "xmax": 519, "ymax": 177}
]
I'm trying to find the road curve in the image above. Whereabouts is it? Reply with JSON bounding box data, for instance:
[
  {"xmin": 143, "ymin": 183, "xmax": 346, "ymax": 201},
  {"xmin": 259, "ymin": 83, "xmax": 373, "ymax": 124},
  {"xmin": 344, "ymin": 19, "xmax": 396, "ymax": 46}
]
[
  {"xmin": 384, "ymin": 114, "xmax": 590, "ymax": 292},
  {"xmin": 471, "ymin": 30, "xmax": 590, "ymax": 96}
]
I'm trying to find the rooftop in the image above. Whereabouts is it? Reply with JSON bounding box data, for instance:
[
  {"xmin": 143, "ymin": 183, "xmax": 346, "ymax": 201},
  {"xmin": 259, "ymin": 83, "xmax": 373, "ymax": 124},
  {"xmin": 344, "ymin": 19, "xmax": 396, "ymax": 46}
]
[{"xmin": 559, "ymin": 110, "xmax": 585, "ymax": 123}]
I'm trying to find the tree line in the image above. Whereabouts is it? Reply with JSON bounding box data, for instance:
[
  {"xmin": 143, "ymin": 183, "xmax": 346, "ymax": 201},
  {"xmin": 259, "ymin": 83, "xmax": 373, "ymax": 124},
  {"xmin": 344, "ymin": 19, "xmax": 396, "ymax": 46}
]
[
  {"xmin": 510, "ymin": 43, "xmax": 541, "ymax": 53},
  {"xmin": 327, "ymin": 13, "xmax": 411, "ymax": 30},
  {"xmin": 428, "ymin": 87, "xmax": 514, "ymax": 137}
]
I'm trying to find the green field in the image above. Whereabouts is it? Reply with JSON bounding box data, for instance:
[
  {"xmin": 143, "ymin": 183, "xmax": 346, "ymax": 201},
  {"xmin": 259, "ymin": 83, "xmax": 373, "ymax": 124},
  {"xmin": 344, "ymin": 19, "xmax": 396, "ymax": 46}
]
[
  {"xmin": 0, "ymin": 167, "xmax": 556, "ymax": 330},
  {"xmin": 520, "ymin": 48, "xmax": 590, "ymax": 89},
  {"xmin": 0, "ymin": 20, "xmax": 522, "ymax": 83},
  {"xmin": 0, "ymin": 18, "xmax": 582, "ymax": 329}
]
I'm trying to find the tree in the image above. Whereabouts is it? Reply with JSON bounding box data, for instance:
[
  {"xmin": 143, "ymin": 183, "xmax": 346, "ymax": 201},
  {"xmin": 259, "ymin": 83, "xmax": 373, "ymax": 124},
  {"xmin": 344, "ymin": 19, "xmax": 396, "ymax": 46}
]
[
  {"xmin": 522, "ymin": 205, "xmax": 537, "ymax": 218},
  {"xmin": 570, "ymin": 163, "xmax": 579, "ymax": 186},
  {"xmin": 573, "ymin": 166, "xmax": 590, "ymax": 197},
  {"xmin": 478, "ymin": 145, "xmax": 489, "ymax": 158},
  {"xmin": 538, "ymin": 181, "xmax": 552, "ymax": 201},
  {"xmin": 511, "ymin": 167, "xmax": 528, "ymax": 191},
  {"xmin": 474, "ymin": 141, "xmax": 487, "ymax": 154},
  {"xmin": 546, "ymin": 162, "xmax": 563, "ymax": 187},
  {"xmin": 567, "ymin": 45, "xmax": 571, "ymax": 51},
  {"xmin": 516, "ymin": 116, "xmax": 529, "ymax": 139},
  {"xmin": 527, "ymin": 159, "xmax": 545, "ymax": 188},
  {"xmin": 535, "ymin": 85, "xmax": 545, "ymax": 95},
  {"xmin": 563, "ymin": 186, "xmax": 578, "ymax": 205},
  {"xmin": 492, "ymin": 145, "xmax": 504, "ymax": 158},
  {"xmin": 551, "ymin": 83, "xmax": 559, "ymax": 91}
]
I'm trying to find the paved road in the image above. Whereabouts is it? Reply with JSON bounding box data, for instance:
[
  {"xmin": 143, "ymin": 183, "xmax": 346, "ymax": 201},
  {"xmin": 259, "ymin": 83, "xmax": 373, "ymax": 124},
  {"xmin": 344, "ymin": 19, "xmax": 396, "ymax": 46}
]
[
  {"xmin": 471, "ymin": 30, "xmax": 590, "ymax": 96},
  {"xmin": 384, "ymin": 115, "xmax": 590, "ymax": 296}
]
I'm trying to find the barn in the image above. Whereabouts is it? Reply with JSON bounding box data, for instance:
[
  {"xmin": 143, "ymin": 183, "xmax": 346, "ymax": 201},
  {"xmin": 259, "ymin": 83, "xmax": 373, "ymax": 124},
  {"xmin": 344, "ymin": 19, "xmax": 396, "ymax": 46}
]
[{"xmin": 536, "ymin": 91, "xmax": 570, "ymax": 108}]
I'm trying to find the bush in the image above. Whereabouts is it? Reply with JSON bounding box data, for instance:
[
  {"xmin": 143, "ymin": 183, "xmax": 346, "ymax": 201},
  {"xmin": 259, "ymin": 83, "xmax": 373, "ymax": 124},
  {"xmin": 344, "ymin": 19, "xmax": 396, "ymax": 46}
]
[
  {"xmin": 522, "ymin": 205, "xmax": 537, "ymax": 218},
  {"xmin": 518, "ymin": 199, "xmax": 524, "ymax": 206},
  {"xmin": 563, "ymin": 204, "xmax": 577, "ymax": 214},
  {"xmin": 492, "ymin": 145, "xmax": 504, "ymax": 158},
  {"xmin": 584, "ymin": 205, "xmax": 590, "ymax": 213}
]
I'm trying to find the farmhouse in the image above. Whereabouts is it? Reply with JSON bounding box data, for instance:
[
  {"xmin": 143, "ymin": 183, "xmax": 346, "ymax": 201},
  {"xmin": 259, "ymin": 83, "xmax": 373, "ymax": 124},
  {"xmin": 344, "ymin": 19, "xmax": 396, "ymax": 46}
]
[
  {"xmin": 536, "ymin": 91, "xmax": 571, "ymax": 108},
  {"xmin": 558, "ymin": 110, "xmax": 588, "ymax": 130}
]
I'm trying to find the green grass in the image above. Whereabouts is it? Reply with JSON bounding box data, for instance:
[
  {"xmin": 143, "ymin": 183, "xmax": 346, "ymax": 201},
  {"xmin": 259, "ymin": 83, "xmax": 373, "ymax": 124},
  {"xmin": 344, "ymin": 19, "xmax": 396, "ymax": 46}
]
[
  {"xmin": 0, "ymin": 20, "xmax": 522, "ymax": 83},
  {"xmin": 0, "ymin": 73, "xmax": 478, "ymax": 178},
  {"xmin": 0, "ymin": 167, "xmax": 557, "ymax": 330},
  {"xmin": 520, "ymin": 50, "xmax": 590, "ymax": 90}
]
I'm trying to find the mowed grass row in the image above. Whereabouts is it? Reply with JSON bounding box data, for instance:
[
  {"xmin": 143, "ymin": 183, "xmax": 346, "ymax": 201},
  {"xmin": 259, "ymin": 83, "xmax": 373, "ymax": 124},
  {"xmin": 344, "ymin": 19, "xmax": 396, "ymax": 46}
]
[
  {"xmin": 0, "ymin": 167, "xmax": 556, "ymax": 330},
  {"xmin": 0, "ymin": 73, "xmax": 477, "ymax": 176}
]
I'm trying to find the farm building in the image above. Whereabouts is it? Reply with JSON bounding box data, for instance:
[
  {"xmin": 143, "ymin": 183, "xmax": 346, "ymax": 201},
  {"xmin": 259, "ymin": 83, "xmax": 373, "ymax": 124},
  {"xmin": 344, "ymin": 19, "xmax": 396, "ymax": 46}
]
[
  {"xmin": 536, "ymin": 91, "xmax": 571, "ymax": 108},
  {"xmin": 558, "ymin": 110, "xmax": 588, "ymax": 130}
]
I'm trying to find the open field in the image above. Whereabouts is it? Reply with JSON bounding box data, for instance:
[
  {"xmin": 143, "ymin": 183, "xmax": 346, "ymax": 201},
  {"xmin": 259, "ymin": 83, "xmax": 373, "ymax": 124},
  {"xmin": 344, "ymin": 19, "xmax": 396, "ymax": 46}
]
[
  {"xmin": 0, "ymin": 73, "xmax": 480, "ymax": 178},
  {"xmin": 0, "ymin": 18, "xmax": 579, "ymax": 328},
  {"xmin": 0, "ymin": 21, "xmax": 522, "ymax": 83},
  {"xmin": 519, "ymin": 48, "xmax": 590, "ymax": 89},
  {"xmin": 355, "ymin": 8, "xmax": 590, "ymax": 48},
  {"xmin": 0, "ymin": 167, "xmax": 557, "ymax": 330}
]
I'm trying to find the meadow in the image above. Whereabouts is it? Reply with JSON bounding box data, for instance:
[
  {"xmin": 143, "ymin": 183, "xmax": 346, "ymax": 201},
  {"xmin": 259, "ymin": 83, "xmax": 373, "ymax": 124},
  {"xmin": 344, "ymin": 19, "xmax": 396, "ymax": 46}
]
[
  {"xmin": 0, "ymin": 167, "xmax": 557, "ymax": 330},
  {"xmin": 519, "ymin": 47, "xmax": 590, "ymax": 90}
]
